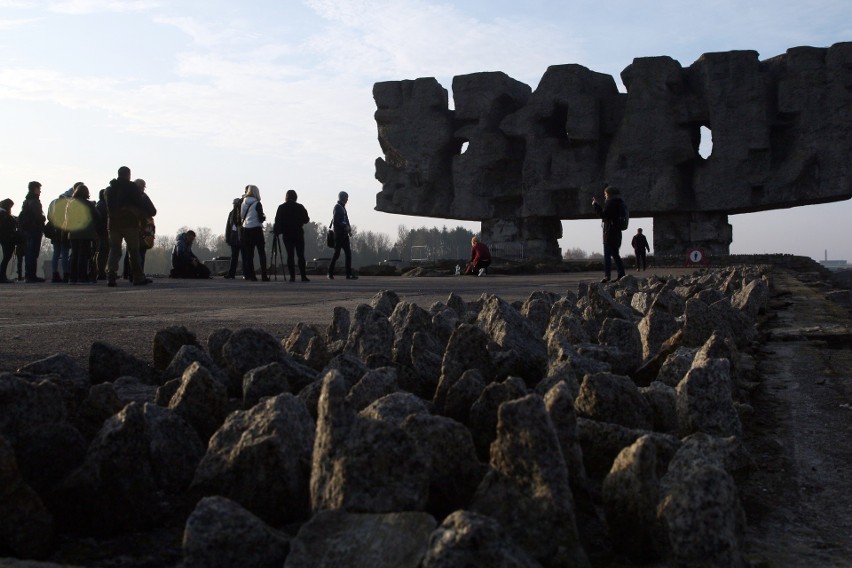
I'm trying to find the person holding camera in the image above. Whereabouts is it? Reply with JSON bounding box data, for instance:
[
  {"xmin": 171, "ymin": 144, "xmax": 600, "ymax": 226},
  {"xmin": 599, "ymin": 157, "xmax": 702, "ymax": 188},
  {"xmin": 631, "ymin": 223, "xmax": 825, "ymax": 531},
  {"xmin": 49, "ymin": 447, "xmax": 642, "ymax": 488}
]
[{"xmin": 592, "ymin": 185, "xmax": 626, "ymax": 283}]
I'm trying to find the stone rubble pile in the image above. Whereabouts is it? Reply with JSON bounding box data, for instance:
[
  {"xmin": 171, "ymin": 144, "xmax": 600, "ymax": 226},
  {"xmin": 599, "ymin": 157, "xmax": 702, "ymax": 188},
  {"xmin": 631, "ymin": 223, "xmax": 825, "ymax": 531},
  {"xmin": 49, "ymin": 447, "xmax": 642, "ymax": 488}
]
[{"xmin": 0, "ymin": 266, "xmax": 771, "ymax": 567}]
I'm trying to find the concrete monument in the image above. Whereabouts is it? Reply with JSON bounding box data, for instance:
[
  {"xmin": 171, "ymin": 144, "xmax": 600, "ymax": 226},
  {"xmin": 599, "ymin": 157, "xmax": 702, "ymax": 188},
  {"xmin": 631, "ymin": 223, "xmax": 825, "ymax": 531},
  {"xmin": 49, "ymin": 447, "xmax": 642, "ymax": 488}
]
[{"xmin": 373, "ymin": 43, "xmax": 851, "ymax": 258}]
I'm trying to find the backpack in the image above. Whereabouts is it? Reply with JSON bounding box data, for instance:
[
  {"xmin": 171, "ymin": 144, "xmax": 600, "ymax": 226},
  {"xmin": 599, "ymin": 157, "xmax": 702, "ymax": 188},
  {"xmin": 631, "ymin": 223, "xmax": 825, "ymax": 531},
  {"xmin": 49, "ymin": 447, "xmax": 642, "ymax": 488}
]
[
  {"xmin": 617, "ymin": 200, "xmax": 629, "ymax": 231},
  {"xmin": 141, "ymin": 217, "xmax": 156, "ymax": 249}
]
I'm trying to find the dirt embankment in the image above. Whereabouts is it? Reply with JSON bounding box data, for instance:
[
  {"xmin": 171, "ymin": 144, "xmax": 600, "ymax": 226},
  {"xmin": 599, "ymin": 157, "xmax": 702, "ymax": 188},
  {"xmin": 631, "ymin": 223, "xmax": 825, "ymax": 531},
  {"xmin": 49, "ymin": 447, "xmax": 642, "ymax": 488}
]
[{"xmin": 741, "ymin": 268, "xmax": 852, "ymax": 566}]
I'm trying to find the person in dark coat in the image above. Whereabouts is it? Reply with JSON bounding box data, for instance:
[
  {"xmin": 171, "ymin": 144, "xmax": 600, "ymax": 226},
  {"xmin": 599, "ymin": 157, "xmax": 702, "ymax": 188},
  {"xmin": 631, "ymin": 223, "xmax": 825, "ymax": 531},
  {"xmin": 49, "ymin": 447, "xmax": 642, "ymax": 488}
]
[
  {"xmin": 94, "ymin": 189, "xmax": 109, "ymax": 280},
  {"xmin": 592, "ymin": 185, "xmax": 626, "ymax": 283},
  {"xmin": 104, "ymin": 166, "xmax": 156, "ymax": 287},
  {"xmin": 223, "ymin": 198, "xmax": 242, "ymax": 279},
  {"xmin": 273, "ymin": 190, "xmax": 311, "ymax": 282},
  {"xmin": 64, "ymin": 184, "xmax": 100, "ymax": 283},
  {"xmin": 0, "ymin": 198, "xmax": 19, "ymax": 283},
  {"xmin": 631, "ymin": 227, "xmax": 650, "ymax": 271},
  {"xmin": 327, "ymin": 191, "xmax": 357, "ymax": 280},
  {"xmin": 170, "ymin": 230, "xmax": 211, "ymax": 279},
  {"xmin": 18, "ymin": 181, "xmax": 46, "ymax": 282}
]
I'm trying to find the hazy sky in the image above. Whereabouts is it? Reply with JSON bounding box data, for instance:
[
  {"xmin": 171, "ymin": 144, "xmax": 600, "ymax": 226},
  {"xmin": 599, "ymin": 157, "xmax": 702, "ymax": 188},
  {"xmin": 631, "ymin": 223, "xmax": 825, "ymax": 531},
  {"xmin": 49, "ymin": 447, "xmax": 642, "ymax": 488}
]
[{"xmin": 1, "ymin": 0, "xmax": 849, "ymax": 261}]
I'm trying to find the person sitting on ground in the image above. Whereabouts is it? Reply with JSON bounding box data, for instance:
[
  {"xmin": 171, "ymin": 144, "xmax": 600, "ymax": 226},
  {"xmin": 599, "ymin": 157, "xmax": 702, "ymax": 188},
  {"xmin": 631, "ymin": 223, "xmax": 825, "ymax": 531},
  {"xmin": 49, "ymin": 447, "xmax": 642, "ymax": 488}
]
[
  {"xmin": 170, "ymin": 230, "xmax": 211, "ymax": 279},
  {"xmin": 467, "ymin": 235, "xmax": 491, "ymax": 276}
]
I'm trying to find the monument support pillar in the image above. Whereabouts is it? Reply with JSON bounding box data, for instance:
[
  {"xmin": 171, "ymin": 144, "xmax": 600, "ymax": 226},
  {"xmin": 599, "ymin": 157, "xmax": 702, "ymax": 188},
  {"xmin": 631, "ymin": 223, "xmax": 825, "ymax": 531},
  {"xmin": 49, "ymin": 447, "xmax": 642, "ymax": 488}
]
[
  {"xmin": 480, "ymin": 216, "xmax": 563, "ymax": 261},
  {"xmin": 652, "ymin": 212, "xmax": 732, "ymax": 257}
]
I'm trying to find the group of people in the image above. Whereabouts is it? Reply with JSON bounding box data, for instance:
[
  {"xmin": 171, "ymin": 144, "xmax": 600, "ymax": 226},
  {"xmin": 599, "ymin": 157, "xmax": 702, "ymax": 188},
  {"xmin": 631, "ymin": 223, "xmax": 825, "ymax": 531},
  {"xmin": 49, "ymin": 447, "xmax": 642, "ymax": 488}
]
[
  {"xmin": 0, "ymin": 169, "xmax": 156, "ymax": 286},
  {"xmin": 3, "ymin": 172, "xmax": 654, "ymax": 287},
  {"xmin": 220, "ymin": 188, "xmax": 358, "ymax": 282}
]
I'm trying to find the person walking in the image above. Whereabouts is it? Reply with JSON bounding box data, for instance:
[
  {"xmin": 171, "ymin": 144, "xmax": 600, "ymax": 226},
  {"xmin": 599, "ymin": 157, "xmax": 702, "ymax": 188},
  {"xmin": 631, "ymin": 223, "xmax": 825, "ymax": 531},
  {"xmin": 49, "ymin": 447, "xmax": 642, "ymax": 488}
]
[
  {"xmin": 0, "ymin": 198, "xmax": 19, "ymax": 283},
  {"xmin": 631, "ymin": 227, "xmax": 650, "ymax": 271},
  {"xmin": 18, "ymin": 181, "xmax": 46, "ymax": 283},
  {"xmin": 592, "ymin": 184, "xmax": 626, "ymax": 283},
  {"xmin": 240, "ymin": 185, "xmax": 269, "ymax": 282},
  {"xmin": 104, "ymin": 166, "xmax": 156, "ymax": 287},
  {"xmin": 64, "ymin": 184, "xmax": 100, "ymax": 283},
  {"xmin": 223, "ymin": 198, "xmax": 242, "ymax": 279},
  {"xmin": 273, "ymin": 189, "xmax": 311, "ymax": 282},
  {"xmin": 327, "ymin": 191, "xmax": 357, "ymax": 280}
]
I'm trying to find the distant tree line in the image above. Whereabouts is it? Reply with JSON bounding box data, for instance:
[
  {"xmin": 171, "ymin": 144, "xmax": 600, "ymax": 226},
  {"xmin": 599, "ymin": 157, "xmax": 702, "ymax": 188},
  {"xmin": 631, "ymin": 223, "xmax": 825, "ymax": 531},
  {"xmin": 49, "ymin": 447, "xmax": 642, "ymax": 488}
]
[{"xmin": 138, "ymin": 223, "xmax": 481, "ymax": 275}]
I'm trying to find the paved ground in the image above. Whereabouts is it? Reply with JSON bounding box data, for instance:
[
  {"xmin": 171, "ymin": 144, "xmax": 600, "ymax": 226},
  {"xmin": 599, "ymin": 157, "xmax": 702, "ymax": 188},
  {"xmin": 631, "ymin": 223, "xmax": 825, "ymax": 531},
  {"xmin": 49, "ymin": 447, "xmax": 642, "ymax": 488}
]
[{"xmin": 0, "ymin": 268, "xmax": 693, "ymax": 373}]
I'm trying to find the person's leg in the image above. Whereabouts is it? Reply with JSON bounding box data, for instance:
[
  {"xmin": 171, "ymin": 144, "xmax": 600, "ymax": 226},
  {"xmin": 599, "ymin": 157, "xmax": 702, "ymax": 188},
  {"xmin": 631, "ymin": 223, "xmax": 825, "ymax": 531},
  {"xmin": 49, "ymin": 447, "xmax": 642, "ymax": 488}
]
[
  {"xmin": 68, "ymin": 240, "xmax": 79, "ymax": 282},
  {"xmin": 284, "ymin": 239, "xmax": 296, "ymax": 281},
  {"xmin": 16, "ymin": 243, "xmax": 24, "ymax": 279},
  {"xmin": 24, "ymin": 232, "xmax": 42, "ymax": 281},
  {"xmin": 106, "ymin": 228, "xmax": 124, "ymax": 285},
  {"xmin": 295, "ymin": 238, "xmax": 307, "ymax": 280},
  {"xmin": 0, "ymin": 243, "xmax": 13, "ymax": 281},
  {"xmin": 51, "ymin": 239, "xmax": 60, "ymax": 279},
  {"xmin": 257, "ymin": 234, "xmax": 268, "ymax": 281},
  {"xmin": 96, "ymin": 237, "xmax": 108, "ymax": 279},
  {"xmin": 198, "ymin": 262, "xmax": 211, "ymax": 279},
  {"xmin": 123, "ymin": 230, "xmax": 146, "ymax": 284},
  {"xmin": 227, "ymin": 246, "xmax": 239, "ymax": 278},
  {"xmin": 242, "ymin": 242, "xmax": 255, "ymax": 279},
  {"xmin": 603, "ymin": 244, "xmax": 612, "ymax": 280},
  {"xmin": 61, "ymin": 239, "xmax": 70, "ymax": 281},
  {"xmin": 613, "ymin": 245, "xmax": 625, "ymax": 278},
  {"xmin": 343, "ymin": 238, "xmax": 353, "ymax": 278},
  {"xmin": 329, "ymin": 243, "xmax": 341, "ymax": 278}
]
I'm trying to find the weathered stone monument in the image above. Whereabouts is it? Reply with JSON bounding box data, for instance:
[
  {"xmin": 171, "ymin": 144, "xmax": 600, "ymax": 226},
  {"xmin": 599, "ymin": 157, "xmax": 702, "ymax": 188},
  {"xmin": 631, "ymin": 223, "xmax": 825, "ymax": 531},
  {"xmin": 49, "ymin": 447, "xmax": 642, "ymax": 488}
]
[{"xmin": 373, "ymin": 43, "xmax": 851, "ymax": 258}]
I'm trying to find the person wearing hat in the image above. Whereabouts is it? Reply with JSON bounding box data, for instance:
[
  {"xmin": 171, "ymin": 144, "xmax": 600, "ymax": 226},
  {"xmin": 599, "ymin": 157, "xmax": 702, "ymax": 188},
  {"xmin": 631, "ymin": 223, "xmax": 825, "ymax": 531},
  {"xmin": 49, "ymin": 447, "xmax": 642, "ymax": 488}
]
[
  {"xmin": 592, "ymin": 184, "xmax": 626, "ymax": 283},
  {"xmin": 18, "ymin": 181, "xmax": 46, "ymax": 282},
  {"xmin": 273, "ymin": 189, "xmax": 311, "ymax": 282},
  {"xmin": 0, "ymin": 198, "xmax": 18, "ymax": 283},
  {"xmin": 328, "ymin": 190, "xmax": 357, "ymax": 279},
  {"xmin": 223, "ymin": 197, "xmax": 243, "ymax": 279}
]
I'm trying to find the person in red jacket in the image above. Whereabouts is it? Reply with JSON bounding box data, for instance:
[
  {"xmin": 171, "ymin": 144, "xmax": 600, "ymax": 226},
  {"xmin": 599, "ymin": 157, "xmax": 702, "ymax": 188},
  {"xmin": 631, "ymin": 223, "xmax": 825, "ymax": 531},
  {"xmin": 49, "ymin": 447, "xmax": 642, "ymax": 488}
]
[{"xmin": 467, "ymin": 235, "xmax": 491, "ymax": 276}]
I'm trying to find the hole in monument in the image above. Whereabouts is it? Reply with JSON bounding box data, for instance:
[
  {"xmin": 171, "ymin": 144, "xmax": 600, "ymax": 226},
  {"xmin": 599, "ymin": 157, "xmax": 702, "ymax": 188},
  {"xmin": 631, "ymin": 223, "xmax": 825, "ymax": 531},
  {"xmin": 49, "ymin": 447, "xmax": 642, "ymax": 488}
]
[
  {"xmin": 698, "ymin": 126, "xmax": 713, "ymax": 159},
  {"xmin": 460, "ymin": 141, "xmax": 469, "ymax": 154}
]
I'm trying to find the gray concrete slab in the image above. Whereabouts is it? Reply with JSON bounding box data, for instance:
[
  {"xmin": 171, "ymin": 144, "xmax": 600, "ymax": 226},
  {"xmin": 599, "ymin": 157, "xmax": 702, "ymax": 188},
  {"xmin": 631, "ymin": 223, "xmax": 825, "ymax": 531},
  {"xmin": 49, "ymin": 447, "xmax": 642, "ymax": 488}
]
[{"xmin": 0, "ymin": 269, "xmax": 696, "ymax": 372}]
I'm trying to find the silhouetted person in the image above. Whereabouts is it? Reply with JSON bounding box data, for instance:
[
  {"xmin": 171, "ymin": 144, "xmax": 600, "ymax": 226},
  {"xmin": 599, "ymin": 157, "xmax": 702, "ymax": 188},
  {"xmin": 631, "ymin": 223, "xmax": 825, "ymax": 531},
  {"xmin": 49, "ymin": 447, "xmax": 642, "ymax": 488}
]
[
  {"xmin": 0, "ymin": 198, "xmax": 18, "ymax": 283},
  {"xmin": 273, "ymin": 189, "xmax": 311, "ymax": 282},
  {"xmin": 104, "ymin": 166, "xmax": 156, "ymax": 287},
  {"xmin": 18, "ymin": 181, "xmax": 45, "ymax": 282},
  {"xmin": 328, "ymin": 191, "xmax": 357, "ymax": 279},
  {"xmin": 170, "ymin": 230, "xmax": 211, "ymax": 279},
  {"xmin": 224, "ymin": 198, "xmax": 242, "ymax": 279},
  {"xmin": 592, "ymin": 185, "xmax": 626, "ymax": 283},
  {"xmin": 631, "ymin": 227, "xmax": 650, "ymax": 271}
]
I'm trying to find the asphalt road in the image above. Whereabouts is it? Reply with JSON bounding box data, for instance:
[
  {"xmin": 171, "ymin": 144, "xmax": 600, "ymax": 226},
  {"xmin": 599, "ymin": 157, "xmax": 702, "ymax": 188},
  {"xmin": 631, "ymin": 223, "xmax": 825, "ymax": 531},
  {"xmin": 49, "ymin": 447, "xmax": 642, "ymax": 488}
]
[{"xmin": 0, "ymin": 268, "xmax": 695, "ymax": 373}]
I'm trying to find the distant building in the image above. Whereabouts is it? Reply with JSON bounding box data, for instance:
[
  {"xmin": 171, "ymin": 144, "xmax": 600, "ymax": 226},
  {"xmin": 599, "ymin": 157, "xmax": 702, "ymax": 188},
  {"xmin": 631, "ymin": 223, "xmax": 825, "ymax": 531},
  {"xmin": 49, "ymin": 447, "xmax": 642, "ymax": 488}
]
[{"xmin": 819, "ymin": 259, "xmax": 848, "ymax": 271}]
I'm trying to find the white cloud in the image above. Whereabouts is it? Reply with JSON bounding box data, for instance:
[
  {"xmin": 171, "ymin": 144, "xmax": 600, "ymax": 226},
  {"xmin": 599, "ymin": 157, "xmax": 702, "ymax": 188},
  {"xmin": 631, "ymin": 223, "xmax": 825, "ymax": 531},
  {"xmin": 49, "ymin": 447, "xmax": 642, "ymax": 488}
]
[
  {"xmin": 0, "ymin": 17, "xmax": 37, "ymax": 29},
  {"xmin": 47, "ymin": 0, "xmax": 160, "ymax": 14}
]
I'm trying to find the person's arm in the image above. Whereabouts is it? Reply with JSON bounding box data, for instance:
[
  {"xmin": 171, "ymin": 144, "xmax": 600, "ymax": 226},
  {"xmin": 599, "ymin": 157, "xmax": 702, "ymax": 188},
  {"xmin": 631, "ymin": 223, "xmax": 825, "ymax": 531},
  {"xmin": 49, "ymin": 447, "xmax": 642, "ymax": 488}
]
[{"xmin": 273, "ymin": 204, "xmax": 285, "ymax": 235}]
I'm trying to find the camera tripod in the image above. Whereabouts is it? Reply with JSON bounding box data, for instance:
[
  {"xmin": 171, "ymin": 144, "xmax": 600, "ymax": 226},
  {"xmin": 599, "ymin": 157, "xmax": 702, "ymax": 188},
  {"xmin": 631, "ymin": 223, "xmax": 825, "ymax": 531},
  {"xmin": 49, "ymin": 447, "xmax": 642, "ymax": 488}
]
[{"xmin": 269, "ymin": 232, "xmax": 285, "ymax": 281}]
